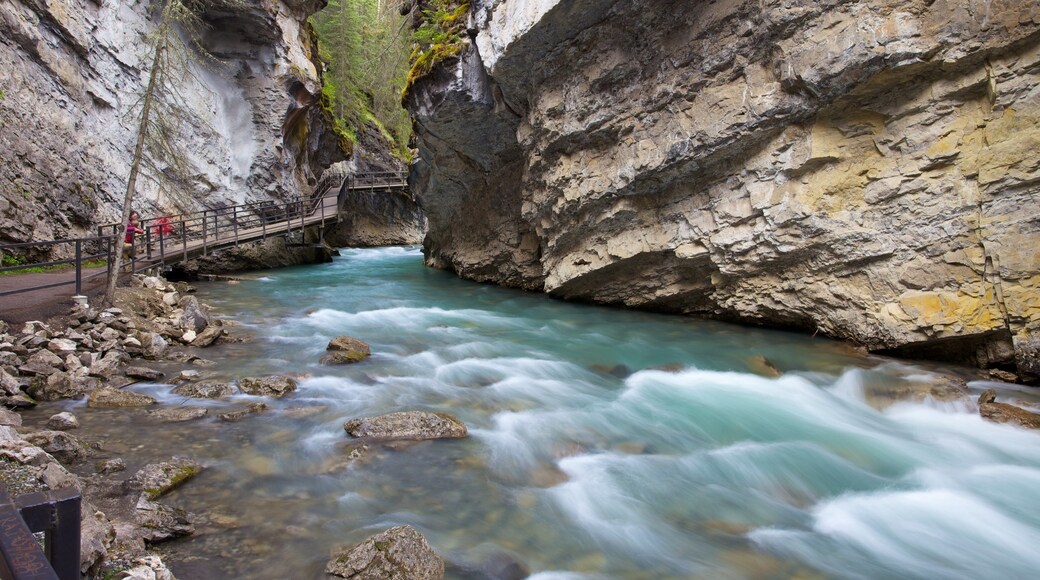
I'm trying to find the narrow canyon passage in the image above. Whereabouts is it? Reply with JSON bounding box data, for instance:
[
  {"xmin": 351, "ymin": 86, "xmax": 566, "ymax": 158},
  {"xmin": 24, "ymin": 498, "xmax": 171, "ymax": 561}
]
[{"xmin": 22, "ymin": 247, "xmax": 1040, "ymax": 579}]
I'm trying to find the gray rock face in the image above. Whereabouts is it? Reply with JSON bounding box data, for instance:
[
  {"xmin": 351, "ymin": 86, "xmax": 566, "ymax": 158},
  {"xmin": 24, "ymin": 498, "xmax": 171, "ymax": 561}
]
[
  {"xmin": 406, "ymin": 0, "xmax": 1040, "ymax": 377},
  {"xmin": 326, "ymin": 525, "xmax": 445, "ymax": 580},
  {"xmin": 237, "ymin": 375, "xmax": 298, "ymax": 398},
  {"xmin": 0, "ymin": 0, "xmax": 346, "ymax": 251},
  {"xmin": 172, "ymin": 381, "xmax": 234, "ymax": 399},
  {"xmin": 326, "ymin": 186, "xmax": 427, "ymax": 247},
  {"xmin": 344, "ymin": 411, "xmax": 468, "ymax": 442}
]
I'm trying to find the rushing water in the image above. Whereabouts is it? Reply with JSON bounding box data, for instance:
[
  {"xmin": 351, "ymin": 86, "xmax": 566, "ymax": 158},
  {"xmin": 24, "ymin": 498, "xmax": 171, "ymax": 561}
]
[{"xmin": 28, "ymin": 247, "xmax": 1040, "ymax": 579}]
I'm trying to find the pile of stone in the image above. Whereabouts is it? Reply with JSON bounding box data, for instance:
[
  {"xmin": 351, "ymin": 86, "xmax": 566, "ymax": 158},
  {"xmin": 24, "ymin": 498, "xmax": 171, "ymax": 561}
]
[{"xmin": 0, "ymin": 274, "xmax": 233, "ymax": 577}]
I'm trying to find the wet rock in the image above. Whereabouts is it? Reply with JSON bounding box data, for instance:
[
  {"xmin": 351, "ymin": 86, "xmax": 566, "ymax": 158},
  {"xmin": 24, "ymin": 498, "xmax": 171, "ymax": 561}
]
[
  {"xmin": 97, "ymin": 458, "xmax": 127, "ymax": 474},
  {"xmin": 181, "ymin": 330, "xmax": 197, "ymax": 344},
  {"xmin": 28, "ymin": 371, "xmax": 87, "ymax": 401},
  {"xmin": 989, "ymin": 369, "xmax": 1019, "ymax": 383},
  {"xmin": 178, "ymin": 296, "xmax": 210, "ymax": 333},
  {"xmin": 447, "ymin": 544, "xmax": 529, "ymax": 580},
  {"xmin": 125, "ymin": 458, "xmax": 203, "ymax": 500},
  {"xmin": 237, "ymin": 375, "xmax": 297, "ymax": 398},
  {"xmin": 47, "ymin": 411, "xmax": 80, "ymax": 430},
  {"xmin": 120, "ymin": 555, "xmax": 176, "ymax": 580},
  {"xmin": 0, "ymin": 393, "xmax": 36, "ymax": 410},
  {"xmin": 147, "ymin": 406, "xmax": 209, "ymax": 422},
  {"xmin": 326, "ymin": 525, "xmax": 444, "ymax": 579},
  {"xmin": 747, "ymin": 355, "xmax": 782, "ymax": 378},
  {"xmin": 344, "ymin": 411, "xmax": 468, "ymax": 442},
  {"xmin": 589, "ymin": 363, "xmax": 633, "ymax": 378},
  {"xmin": 89, "ymin": 350, "xmax": 130, "ymax": 378},
  {"xmin": 322, "ymin": 336, "xmax": 372, "ymax": 365},
  {"xmin": 172, "ymin": 381, "xmax": 234, "ymax": 399},
  {"xmin": 219, "ymin": 402, "xmax": 268, "ymax": 423},
  {"xmin": 191, "ymin": 324, "xmax": 225, "ymax": 347},
  {"xmin": 172, "ymin": 369, "xmax": 202, "ymax": 384},
  {"xmin": 88, "ymin": 387, "xmax": 157, "ymax": 408},
  {"xmin": 0, "ymin": 407, "xmax": 22, "ymax": 426},
  {"xmin": 134, "ymin": 496, "xmax": 195, "ymax": 542},
  {"xmin": 24, "ymin": 430, "xmax": 86, "ymax": 463},
  {"xmin": 141, "ymin": 332, "xmax": 169, "ymax": 359},
  {"xmin": 978, "ymin": 389, "xmax": 1040, "ymax": 429},
  {"xmin": 125, "ymin": 367, "xmax": 166, "ymax": 381}
]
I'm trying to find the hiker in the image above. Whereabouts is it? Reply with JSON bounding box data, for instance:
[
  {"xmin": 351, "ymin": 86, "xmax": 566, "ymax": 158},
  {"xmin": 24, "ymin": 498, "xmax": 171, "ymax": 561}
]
[{"xmin": 123, "ymin": 211, "xmax": 142, "ymax": 270}]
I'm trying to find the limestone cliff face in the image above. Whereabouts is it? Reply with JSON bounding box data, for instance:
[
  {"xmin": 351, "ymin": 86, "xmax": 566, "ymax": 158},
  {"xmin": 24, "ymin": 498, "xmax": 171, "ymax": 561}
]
[
  {"xmin": 0, "ymin": 0, "xmax": 343, "ymax": 247},
  {"xmin": 406, "ymin": 0, "xmax": 1040, "ymax": 376}
]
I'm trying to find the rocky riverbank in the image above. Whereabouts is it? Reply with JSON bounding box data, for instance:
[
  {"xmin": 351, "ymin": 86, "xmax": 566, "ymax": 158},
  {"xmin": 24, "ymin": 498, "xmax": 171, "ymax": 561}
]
[{"xmin": 0, "ymin": 274, "xmax": 478, "ymax": 578}]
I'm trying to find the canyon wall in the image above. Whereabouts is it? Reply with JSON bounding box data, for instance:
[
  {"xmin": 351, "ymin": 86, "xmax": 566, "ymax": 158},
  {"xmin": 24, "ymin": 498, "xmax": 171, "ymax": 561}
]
[
  {"xmin": 0, "ymin": 0, "xmax": 343, "ymax": 249},
  {"xmin": 406, "ymin": 0, "xmax": 1040, "ymax": 377}
]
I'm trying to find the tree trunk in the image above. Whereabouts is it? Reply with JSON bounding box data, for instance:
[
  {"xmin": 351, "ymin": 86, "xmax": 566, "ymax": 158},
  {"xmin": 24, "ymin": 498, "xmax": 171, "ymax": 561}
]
[{"xmin": 104, "ymin": 37, "xmax": 166, "ymax": 306}]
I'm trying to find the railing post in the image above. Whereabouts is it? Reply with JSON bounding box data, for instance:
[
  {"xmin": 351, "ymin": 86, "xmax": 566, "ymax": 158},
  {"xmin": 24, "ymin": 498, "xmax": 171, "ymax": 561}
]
[
  {"xmin": 182, "ymin": 221, "xmax": 188, "ymax": 262},
  {"xmin": 144, "ymin": 222, "xmax": 153, "ymax": 260},
  {"xmin": 158, "ymin": 227, "xmax": 165, "ymax": 261},
  {"xmin": 202, "ymin": 210, "xmax": 208, "ymax": 257},
  {"xmin": 214, "ymin": 211, "xmax": 219, "ymax": 242},
  {"xmin": 233, "ymin": 206, "xmax": 239, "ymax": 246},
  {"xmin": 74, "ymin": 240, "xmax": 82, "ymax": 296}
]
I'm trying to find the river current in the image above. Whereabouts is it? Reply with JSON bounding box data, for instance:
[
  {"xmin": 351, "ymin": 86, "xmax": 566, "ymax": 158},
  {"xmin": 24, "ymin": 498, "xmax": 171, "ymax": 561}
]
[{"xmin": 30, "ymin": 247, "xmax": 1040, "ymax": 579}]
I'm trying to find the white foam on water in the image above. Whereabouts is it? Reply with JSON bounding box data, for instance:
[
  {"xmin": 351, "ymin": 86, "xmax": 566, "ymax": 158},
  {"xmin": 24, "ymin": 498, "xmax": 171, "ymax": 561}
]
[{"xmin": 547, "ymin": 453, "xmax": 704, "ymax": 573}]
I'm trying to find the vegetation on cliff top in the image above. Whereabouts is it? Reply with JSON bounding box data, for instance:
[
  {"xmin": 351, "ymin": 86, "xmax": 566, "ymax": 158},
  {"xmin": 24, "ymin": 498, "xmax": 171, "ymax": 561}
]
[
  {"xmin": 311, "ymin": 0, "xmax": 413, "ymax": 160},
  {"xmin": 403, "ymin": 0, "xmax": 470, "ymax": 101}
]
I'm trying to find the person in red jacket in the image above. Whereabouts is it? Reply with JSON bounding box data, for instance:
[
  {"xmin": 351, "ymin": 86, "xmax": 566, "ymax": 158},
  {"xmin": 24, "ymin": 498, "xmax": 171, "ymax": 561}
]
[{"xmin": 122, "ymin": 211, "xmax": 142, "ymax": 270}]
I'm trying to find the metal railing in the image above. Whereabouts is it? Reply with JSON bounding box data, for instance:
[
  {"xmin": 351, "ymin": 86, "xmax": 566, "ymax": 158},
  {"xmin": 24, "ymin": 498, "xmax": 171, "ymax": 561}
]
[
  {"xmin": 345, "ymin": 171, "xmax": 408, "ymax": 191},
  {"xmin": 0, "ymin": 237, "xmax": 115, "ymax": 297},
  {"xmin": 0, "ymin": 484, "xmax": 80, "ymax": 580},
  {"xmin": 0, "ymin": 172, "xmax": 408, "ymax": 301}
]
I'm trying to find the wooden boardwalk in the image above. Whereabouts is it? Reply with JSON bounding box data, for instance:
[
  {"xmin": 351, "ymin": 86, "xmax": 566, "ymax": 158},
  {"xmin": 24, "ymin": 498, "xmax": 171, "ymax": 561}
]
[{"xmin": 0, "ymin": 171, "xmax": 409, "ymax": 324}]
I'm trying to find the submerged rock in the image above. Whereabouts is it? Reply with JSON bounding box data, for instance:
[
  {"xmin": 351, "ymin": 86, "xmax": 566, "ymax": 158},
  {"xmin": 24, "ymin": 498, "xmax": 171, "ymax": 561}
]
[
  {"xmin": 344, "ymin": 411, "xmax": 468, "ymax": 442},
  {"xmin": 237, "ymin": 375, "xmax": 298, "ymax": 398},
  {"xmin": 125, "ymin": 458, "xmax": 203, "ymax": 501},
  {"xmin": 326, "ymin": 525, "xmax": 444, "ymax": 579},
  {"xmin": 978, "ymin": 389, "xmax": 1040, "ymax": 429}
]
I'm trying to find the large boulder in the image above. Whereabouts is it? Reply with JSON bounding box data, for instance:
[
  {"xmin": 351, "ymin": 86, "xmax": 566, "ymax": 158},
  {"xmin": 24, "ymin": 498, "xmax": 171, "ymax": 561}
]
[
  {"xmin": 172, "ymin": 381, "xmax": 234, "ymax": 399},
  {"xmin": 325, "ymin": 525, "xmax": 444, "ymax": 579},
  {"xmin": 88, "ymin": 387, "xmax": 157, "ymax": 408},
  {"xmin": 322, "ymin": 336, "xmax": 371, "ymax": 365},
  {"xmin": 237, "ymin": 375, "xmax": 297, "ymax": 398},
  {"xmin": 343, "ymin": 411, "xmax": 468, "ymax": 442},
  {"xmin": 178, "ymin": 296, "xmax": 210, "ymax": 333},
  {"xmin": 978, "ymin": 389, "xmax": 1040, "ymax": 429}
]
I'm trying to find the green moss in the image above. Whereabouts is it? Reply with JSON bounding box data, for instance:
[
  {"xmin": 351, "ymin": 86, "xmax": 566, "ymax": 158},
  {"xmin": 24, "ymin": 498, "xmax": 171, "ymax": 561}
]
[
  {"xmin": 402, "ymin": 1, "xmax": 471, "ymax": 102},
  {"xmin": 144, "ymin": 464, "xmax": 202, "ymax": 500}
]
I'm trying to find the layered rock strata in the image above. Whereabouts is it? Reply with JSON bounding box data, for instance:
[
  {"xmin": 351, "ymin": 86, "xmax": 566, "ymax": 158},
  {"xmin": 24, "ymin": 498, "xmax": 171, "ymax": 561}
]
[
  {"xmin": 405, "ymin": 0, "xmax": 1040, "ymax": 376},
  {"xmin": 0, "ymin": 0, "xmax": 343, "ymax": 250}
]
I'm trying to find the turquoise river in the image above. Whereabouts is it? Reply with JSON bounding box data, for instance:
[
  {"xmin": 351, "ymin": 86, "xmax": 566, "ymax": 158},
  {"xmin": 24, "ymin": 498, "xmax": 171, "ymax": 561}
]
[{"xmin": 31, "ymin": 247, "xmax": 1040, "ymax": 579}]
